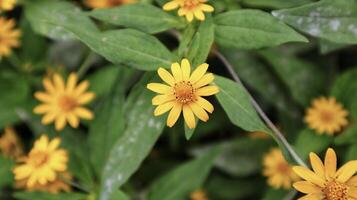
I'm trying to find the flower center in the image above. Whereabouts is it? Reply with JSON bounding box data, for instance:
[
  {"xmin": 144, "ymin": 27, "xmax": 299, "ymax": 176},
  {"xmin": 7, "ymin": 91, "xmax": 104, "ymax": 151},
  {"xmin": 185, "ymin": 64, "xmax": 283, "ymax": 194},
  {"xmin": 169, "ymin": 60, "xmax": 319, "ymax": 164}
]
[
  {"xmin": 30, "ymin": 151, "xmax": 49, "ymax": 167},
  {"xmin": 58, "ymin": 95, "xmax": 77, "ymax": 112},
  {"xmin": 320, "ymin": 110, "xmax": 335, "ymax": 123},
  {"xmin": 183, "ymin": 0, "xmax": 200, "ymax": 10},
  {"xmin": 108, "ymin": 0, "xmax": 124, "ymax": 6},
  {"xmin": 323, "ymin": 181, "xmax": 348, "ymax": 200},
  {"xmin": 174, "ymin": 81, "xmax": 196, "ymax": 104},
  {"xmin": 276, "ymin": 162, "xmax": 290, "ymax": 174}
]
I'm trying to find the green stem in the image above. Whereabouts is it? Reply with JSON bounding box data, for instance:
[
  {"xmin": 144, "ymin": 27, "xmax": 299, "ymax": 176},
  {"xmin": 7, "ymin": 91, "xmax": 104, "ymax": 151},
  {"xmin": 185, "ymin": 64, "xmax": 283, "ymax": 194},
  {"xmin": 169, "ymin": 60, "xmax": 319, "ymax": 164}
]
[
  {"xmin": 78, "ymin": 52, "xmax": 96, "ymax": 78},
  {"xmin": 214, "ymin": 49, "xmax": 307, "ymax": 168},
  {"xmin": 59, "ymin": 175, "xmax": 90, "ymax": 193}
]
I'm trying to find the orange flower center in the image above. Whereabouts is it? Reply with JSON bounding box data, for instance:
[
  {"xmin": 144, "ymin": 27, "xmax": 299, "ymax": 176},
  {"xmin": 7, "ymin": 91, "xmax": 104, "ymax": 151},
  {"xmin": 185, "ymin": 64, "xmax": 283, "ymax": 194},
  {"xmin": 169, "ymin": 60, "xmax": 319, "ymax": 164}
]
[
  {"xmin": 58, "ymin": 95, "xmax": 77, "ymax": 112},
  {"xmin": 276, "ymin": 162, "xmax": 290, "ymax": 174},
  {"xmin": 183, "ymin": 0, "xmax": 200, "ymax": 10},
  {"xmin": 319, "ymin": 110, "xmax": 335, "ymax": 123},
  {"xmin": 174, "ymin": 81, "xmax": 196, "ymax": 104},
  {"xmin": 30, "ymin": 151, "xmax": 49, "ymax": 167},
  {"xmin": 323, "ymin": 181, "xmax": 348, "ymax": 200}
]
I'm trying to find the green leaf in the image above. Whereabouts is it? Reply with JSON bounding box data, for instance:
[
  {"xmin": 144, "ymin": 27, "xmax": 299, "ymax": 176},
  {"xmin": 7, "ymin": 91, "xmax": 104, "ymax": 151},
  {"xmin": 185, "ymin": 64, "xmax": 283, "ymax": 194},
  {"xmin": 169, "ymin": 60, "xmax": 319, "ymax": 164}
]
[
  {"xmin": 262, "ymin": 188, "xmax": 287, "ymax": 200},
  {"xmin": 100, "ymin": 73, "xmax": 165, "ymax": 200},
  {"xmin": 319, "ymin": 39, "xmax": 350, "ymax": 54},
  {"xmin": 345, "ymin": 144, "xmax": 357, "ymax": 162},
  {"xmin": 88, "ymin": 75, "xmax": 126, "ymax": 176},
  {"xmin": 184, "ymin": 121, "xmax": 197, "ymax": 140},
  {"xmin": 214, "ymin": 76, "xmax": 268, "ymax": 132},
  {"xmin": 187, "ymin": 16, "xmax": 215, "ymax": 68},
  {"xmin": 272, "ymin": 0, "xmax": 357, "ymax": 44},
  {"xmin": 241, "ymin": 0, "xmax": 312, "ymax": 9},
  {"xmin": 214, "ymin": 10, "xmax": 307, "ymax": 49},
  {"xmin": 259, "ymin": 50, "xmax": 325, "ymax": 106},
  {"xmin": 25, "ymin": 0, "xmax": 98, "ymax": 40},
  {"xmin": 109, "ymin": 190, "xmax": 130, "ymax": 200},
  {"xmin": 334, "ymin": 124, "xmax": 357, "ymax": 145},
  {"xmin": 25, "ymin": 0, "xmax": 175, "ymax": 70},
  {"xmin": 89, "ymin": 3, "xmax": 181, "ymax": 34},
  {"xmin": 0, "ymin": 156, "xmax": 14, "ymax": 188},
  {"xmin": 13, "ymin": 192, "xmax": 87, "ymax": 200},
  {"xmin": 87, "ymin": 66, "xmax": 121, "ymax": 98},
  {"xmin": 294, "ymin": 129, "xmax": 332, "ymax": 159},
  {"xmin": 147, "ymin": 147, "xmax": 220, "ymax": 200},
  {"xmin": 191, "ymin": 137, "xmax": 274, "ymax": 177}
]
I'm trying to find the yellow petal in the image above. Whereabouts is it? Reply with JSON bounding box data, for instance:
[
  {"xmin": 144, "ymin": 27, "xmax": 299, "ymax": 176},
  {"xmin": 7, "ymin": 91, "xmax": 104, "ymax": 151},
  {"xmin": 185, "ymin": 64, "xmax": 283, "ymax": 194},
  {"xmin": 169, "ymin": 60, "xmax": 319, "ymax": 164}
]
[
  {"xmin": 194, "ymin": 73, "xmax": 214, "ymax": 88},
  {"xmin": 43, "ymin": 78, "xmax": 55, "ymax": 93},
  {"xmin": 147, "ymin": 83, "xmax": 172, "ymax": 94},
  {"xmin": 178, "ymin": 8, "xmax": 186, "ymax": 16},
  {"xmin": 197, "ymin": 97, "xmax": 214, "ymax": 113},
  {"xmin": 42, "ymin": 112, "xmax": 57, "ymax": 124},
  {"xmin": 293, "ymin": 181, "xmax": 322, "ymax": 194},
  {"xmin": 74, "ymin": 81, "xmax": 89, "ymax": 96},
  {"xmin": 298, "ymin": 193, "xmax": 323, "ymax": 200},
  {"xmin": 189, "ymin": 102, "xmax": 209, "ymax": 122},
  {"xmin": 53, "ymin": 73, "xmax": 65, "ymax": 92},
  {"xmin": 167, "ymin": 103, "xmax": 182, "ymax": 127},
  {"xmin": 324, "ymin": 148, "xmax": 337, "ymax": 181},
  {"xmin": 186, "ymin": 12, "xmax": 194, "ymax": 22},
  {"xmin": 67, "ymin": 113, "xmax": 79, "ymax": 128},
  {"xmin": 66, "ymin": 73, "xmax": 78, "ymax": 92},
  {"xmin": 183, "ymin": 105, "xmax": 196, "ymax": 129},
  {"xmin": 336, "ymin": 160, "xmax": 357, "ymax": 183},
  {"xmin": 309, "ymin": 152, "xmax": 325, "ymax": 179},
  {"xmin": 48, "ymin": 138, "xmax": 61, "ymax": 151},
  {"xmin": 34, "ymin": 92, "xmax": 53, "ymax": 103},
  {"xmin": 200, "ymin": 4, "xmax": 214, "ymax": 12},
  {"xmin": 348, "ymin": 187, "xmax": 357, "ymax": 198},
  {"xmin": 74, "ymin": 107, "xmax": 94, "ymax": 120},
  {"xmin": 347, "ymin": 176, "xmax": 357, "ymax": 186},
  {"xmin": 194, "ymin": 9, "xmax": 205, "ymax": 21},
  {"xmin": 171, "ymin": 62, "xmax": 182, "ymax": 81},
  {"xmin": 181, "ymin": 59, "xmax": 191, "ymax": 80},
  {"xmin": 196, "ymin": 85, "xmax": 219, "ymax": 96},
  {"xmin": 293, "ymin": 166, "xmax": 325, "ymax": 187},
  {"xmin": 55, "ymin": 115, "xmax": 66, "ymax": 131},
  {"xmin": 154, "ymin": 101, "xmax": 175, "ymax": 116},
  {"xmin": 189, "ymin": 63, "xmax": 209, "ymax": 83},
  {"xmin": 34, "ymin": 105, "xmax": 52, "ymax": 114},
  {"xmin": 158, "ymin": 68, "xmax": 175, "ymax": 86},
  {"xmin": 78, "ymin": 92, "xmax": 95, "ymax": 104},
  {"xmin": 152, "ymin": 94, "xmax": 176, "ymax": 106},
  {"xmin": 163, "ymin": 1, "xmax": 179, "ymax": 10}
]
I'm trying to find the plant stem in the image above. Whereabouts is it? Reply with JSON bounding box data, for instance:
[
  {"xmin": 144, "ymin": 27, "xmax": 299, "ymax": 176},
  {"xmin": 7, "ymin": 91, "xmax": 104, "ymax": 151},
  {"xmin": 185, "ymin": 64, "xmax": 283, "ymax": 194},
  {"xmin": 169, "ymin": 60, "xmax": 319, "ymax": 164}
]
[
  {"xmin": 59, "ymin": 175, "xmax": 90, "ymax": 193},
  {"xmin": 214, "ymin": 49, "xmax": 307, "ymax": 167},
  {"xmin": 78, "ymin": 51, "xmax": 96, "ymax": 78}
]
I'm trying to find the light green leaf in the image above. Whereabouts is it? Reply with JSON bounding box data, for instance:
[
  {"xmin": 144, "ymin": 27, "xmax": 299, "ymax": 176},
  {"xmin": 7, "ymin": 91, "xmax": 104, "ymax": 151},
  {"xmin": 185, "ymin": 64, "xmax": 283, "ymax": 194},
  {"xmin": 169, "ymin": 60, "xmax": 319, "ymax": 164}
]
[
  {"xmin": 294, "ymin": 129, "xmax": 332, "ymax": 159},
  {"xmin": 259, "ymin": 50, "xmax": 325, "ymax": 106},
  {"xmin": 335, "ymin": 123, "xmax": 357, "ymax": 145},
  {"xmin": 13, "ymin": 192, "xmax": 87, "ymax": 200},
  {"xmin": 100, "ymin": 73, "xmax": 165, "ymax": 200},
  {"xmin": 319, "ymin": 39, "xmax": 350, "ymax": 54},
  {"xmin": 184, "ymin": 119, "xmax": 198, "ymax": 140},
  {"xmin": 262, "ymin": 188, "xmax": 287, "ymax": 200},
  {"xmin": 109, "ymin": 190, "xmax": 130, "ymax": 200},
  {"xmin": 214, "ymin": 76, "xmax": 268, "ymax": 132},
  {"xmin": 147, "ymin": 147, "xmax": 220, "ymax": 200},
  {"xmin": 214, "ymin": 10, "xmax": 307, "ymax": 49},
  {"xmin": 88, "ymin": 75, "xmax": 126, "ymax": 176},
  {"xmin": 272, "ymin": 0, "xmax": 357, "ymax": 44},
  {"xmin": 241, "ymin": 0, "xmax": 312, "ymax": 9},
  {"xmin": 187, "ymin": 16, "xmax": 215, "ymax": 68},
  {"xmin": 89, "ymin": 3, "xmax": 181, "ymax": 34},
  {"xmin": 87, "ymin": 66, "xmax": 121, "ymax": 97}
]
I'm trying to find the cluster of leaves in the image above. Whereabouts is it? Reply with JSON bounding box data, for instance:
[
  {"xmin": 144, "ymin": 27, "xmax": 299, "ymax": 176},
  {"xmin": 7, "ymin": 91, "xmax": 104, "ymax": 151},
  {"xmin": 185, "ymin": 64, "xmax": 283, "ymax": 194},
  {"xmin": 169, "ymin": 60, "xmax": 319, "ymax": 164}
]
[{"xmin": 1, "ymin": 0, "xmax": 357, "ymax": 199}]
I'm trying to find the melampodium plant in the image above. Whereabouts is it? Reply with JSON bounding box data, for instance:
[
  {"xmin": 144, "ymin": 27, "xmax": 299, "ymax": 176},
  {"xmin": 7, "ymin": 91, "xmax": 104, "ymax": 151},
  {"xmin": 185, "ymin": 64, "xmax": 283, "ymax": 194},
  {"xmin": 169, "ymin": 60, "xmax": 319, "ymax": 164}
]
[{"xmin": 0, "ymin": 0, "xmax": 357, "ymax": 199}]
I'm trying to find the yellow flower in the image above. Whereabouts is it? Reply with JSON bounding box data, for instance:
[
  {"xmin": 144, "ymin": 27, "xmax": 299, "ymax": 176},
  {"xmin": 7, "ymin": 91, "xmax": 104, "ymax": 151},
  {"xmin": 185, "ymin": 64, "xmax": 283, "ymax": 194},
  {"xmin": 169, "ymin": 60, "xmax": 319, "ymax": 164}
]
[
  {"xmin": 85, "ymin": 0, "xmax": 137, "ymax": 9},
  {"xmin": 190, "ymin": 190, "xmax": 208, "ymax": 200},
  {"xmin": 293, "ymin": 148, "xmax": 357, "ymax": 200},
  {"xmin": 147, "ymin": 59, "xmax": 219, "ymax": 129},
  {"xmin": 0, "ymin": 17, "xmax": 21, "ymax": 58},
  {"xmin": 16, "ymin": 172, "xmax": 72, "ymax": 194},
  {"xmin": 263, "ymin": 148, "xmax": 299, "ymax": 189},
  {"xmin": 34, "ymin": 73, "xmax": 95, "ymax": 131},
  {"xmin": 0, "ymin": 127, "xmax": 23, "ymax": 159},
  {"xmin": 163, "ymin": 0, "xmax": 214, "ymax": 22},
  {"xmin": 305, "ymin": 97, "xmax": 348, "ymax": 135},
  {"xmin": 249, "ymin": 131, "xmax": 269, "ymax": 139},
  {"xmin": 0, "ymin": 0, "xmax": 16, "ymax": 11},
  {"xmin": 13, "ymin": 135, "xmax": 68, "ymax": 188}
]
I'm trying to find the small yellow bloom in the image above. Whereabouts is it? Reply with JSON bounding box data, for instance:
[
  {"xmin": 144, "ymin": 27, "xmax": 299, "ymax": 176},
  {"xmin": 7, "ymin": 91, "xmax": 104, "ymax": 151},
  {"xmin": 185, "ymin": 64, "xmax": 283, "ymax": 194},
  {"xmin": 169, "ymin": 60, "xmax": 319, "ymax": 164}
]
[
  {"xmin": 190, "ymin": 190, "xmax": 208, "ymax": 200},
  {"xmin": 16, "ymin": 172, "xmax": 72, "ymax": 194},
  {"xmin": 249, "ymin": 131, "xmax": 269, "ymax": 139},
  {"xmin": 13, "ymin": 135, "xmax": 68, "ymax": 188},
  {"xmin": 147, "ymin": 59, "xmax": 219, "ymax": 129},
  {"xmin": 0, "ymin": 127, "xmax": 23, "ymax": 159},
  {"xmin": 85, "ymin": 0, "xmax": 137, "ymax": 9},
  {"xmin": 0, "ymin": 17, "xmax": 21, "ymax": 58},
  {"xmin": 34, "ymin": 73, "xmax": 95, "ymax": 131},
  {"xmin": 163, "ymin": 0, "xmax": 214, "ymax": 22},
  {"xmin": 305, "ymin": 97, "xmax": 348, "ymax": 135},
  {"xmin": 263, "ymin": 148, "xmax": 299, "ymax": 189},
  {"xmin": 0, "ymin": 0, "xmax": 16, "ymax": 11},
  {"xmin": 293, "ymin": 148, "xmax": 357, "ymax": 200}
]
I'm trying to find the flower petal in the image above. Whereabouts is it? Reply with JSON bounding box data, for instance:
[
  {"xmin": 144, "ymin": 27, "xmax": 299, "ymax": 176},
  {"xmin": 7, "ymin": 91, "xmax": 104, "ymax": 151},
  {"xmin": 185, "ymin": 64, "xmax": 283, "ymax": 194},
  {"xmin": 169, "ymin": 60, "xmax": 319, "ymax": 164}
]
[
  {"xmin": 74, "ymin": 81, "xmax": 89, "ymax": 96},
  {"xmin": 67, "ymin": 113, "xmax": 79, "ymax": 128},
  {"xmin": 66, "ymin": 73, "xmax": 78, "ymax": 92},
  {"xmin": 189, "ymin": 63, "xmax": 209, "ymax": 83},
  {"xmin": 43, "ymin": 78, "xmax": 55, "ymax": 93},
  {"xmin": 163, "ymin": 1, "xmax": 179, "ymax": 10},
  {"xmin": 194, "ymin": 9, "xmax": 205, "ymax": 21},
  {"xmin": 336, "ymin": 160, "xmax": 357, "ymax": 183},
  {"xmin": 55, "ymin": 114, "xmax": 66, "ymax": 131},
  {"xmin": 347, "ymin": 176, "xmax": 357, "ymax": 186},
  {"xmin": 181, "ymin": 59, "xmax": 191, "ymax": 80},
  {"xmin": 324, "ymin": 148, "xmax": 337, "ymax": 181},
  {"xmin": 309, "ymin": 152, "xmax": 325, "ymax": 179},
  {"xmin": 34, "ymin": 92, "xmax": 53, "ymax": 103},
  {"xmin": 293, "ymin": 166, "xmax": 325, "ymax": 187},
  {"xmin": 186, "ymin": 12, "xmax": 194, "ymax": 22},
  {"xmin": 147, "ymin": 83, "xmax": 172, "ymax": 94},
  {"xmin": 298, "ymin": 193, "xmax": 323, "ymax": 200},
  {"xmin": 34, "ymin": 105, "xmax": 52, "ymax": 114},
  {"xmin": 53, "ymin": 74, "xmax": 65, "ymax": 92},
  {"xmin": 167, "ymin": 103, "xmax": 182, "ymax": 127},
  {"xmin": 171, "ymin": 62, "xmax": 182, "ymax": 81},
  {"xmin": 196, "ymin": 85, "xmax": 219, "ymax": 96},
  {"xmin": 158, "ymin": 68, "xmax": 175, "ymax": 86},
  {"xmin": 152, "ymin": 94, "xmax": 176, "ymax": 105},
  {"xmin": 200, "ymin": 4, "xmax": 214, "ymax": 12},
  {"xmin": 77, "ymin": 92, "xmax": 95, "ymax": 105},
  {"xmin": 189, "ymin": 102, "xmax": 209, "ymax": 122},
  {"xmin": 154, "ymin": 101, "xmax": 175, "ymax": 116},
  {"xmin": 293, "ymin": 181, "xmax": 322, "ymax": 194},
  {"xmin": 348, "ymin": 187, "xmax": 357, "ymax": 198},
  {"xmin": 194, "ymin": 73, "xmax": 214, "ymax": 88},
  {"xmin": 74, "ymin": 107, "xmax": 94, "ymax": 120},
  {"xmin": 197, "ymin": 97, "xmax": 214, "ymax": 113},
  {"xmin": 183, "ymin": 105, "xmax": 196, "ymax": 129}
]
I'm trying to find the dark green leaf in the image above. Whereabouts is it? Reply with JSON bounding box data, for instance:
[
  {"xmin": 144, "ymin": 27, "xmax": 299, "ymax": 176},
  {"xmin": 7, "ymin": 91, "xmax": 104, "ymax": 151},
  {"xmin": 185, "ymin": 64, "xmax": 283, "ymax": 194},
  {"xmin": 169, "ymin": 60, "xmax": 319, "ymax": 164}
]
[
  {"xmin": 294, "ymin": 129, "xmax": 332, "ymax": 159},
  {"xmin": 241, "ymin": 0, "xmax": 312, "ymax": 9},
  {"xmin": 214, "ymin": 10, "xmax": 307, "ymax": 49},
  {"xmin": 0, "ymin": 156, "xmax": 14, "ymax": 188},
  {"xmin": 13, "ymin": 192, "xmax": 87, "ymax": 200}
]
